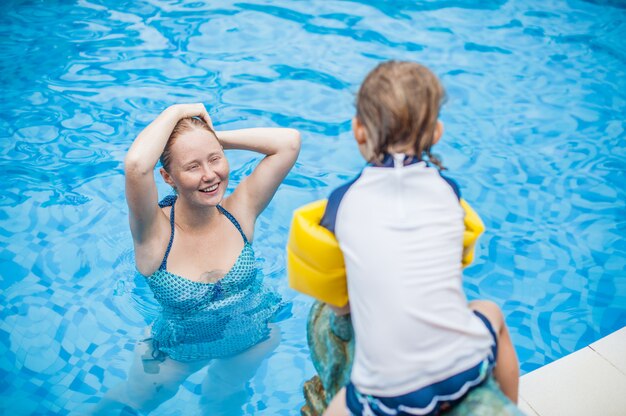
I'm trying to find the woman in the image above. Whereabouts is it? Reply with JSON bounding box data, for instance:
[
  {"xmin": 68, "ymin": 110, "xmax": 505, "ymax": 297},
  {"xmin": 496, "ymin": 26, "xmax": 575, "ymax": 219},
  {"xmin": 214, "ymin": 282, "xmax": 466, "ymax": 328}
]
[
  {"xmin": 126, "ymin": 103, "xmax": 300, "ymax": 286},
  {"xmin": 100, "ymin": 103, "xmax": 300, "ymax": 414}
]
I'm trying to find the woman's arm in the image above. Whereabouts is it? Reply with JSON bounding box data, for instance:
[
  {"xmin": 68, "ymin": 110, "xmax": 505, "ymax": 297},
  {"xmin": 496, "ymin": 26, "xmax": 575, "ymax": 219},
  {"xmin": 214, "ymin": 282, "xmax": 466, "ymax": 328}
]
[
  {"xmin": 219, "ymin": 128, "xmax": 301, "ymax": 224},
  {"xmin": 124, "ymin": 103, "xmax": 211, "ymax": 243}
]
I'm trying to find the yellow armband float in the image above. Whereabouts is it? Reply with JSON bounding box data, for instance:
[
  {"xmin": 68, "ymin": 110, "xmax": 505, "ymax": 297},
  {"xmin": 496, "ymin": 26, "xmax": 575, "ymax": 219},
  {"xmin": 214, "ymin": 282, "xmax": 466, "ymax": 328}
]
[
  {"xmin": 286, "ymin": 200, "xmax": 348, "ymax": 308},
  {"xmin": 287, "ymin": 199, "xmax": 485, "ymax": 308},
  {"xmin": 460, "ymin": 198, "xmax": 485, "ymax": 267}
]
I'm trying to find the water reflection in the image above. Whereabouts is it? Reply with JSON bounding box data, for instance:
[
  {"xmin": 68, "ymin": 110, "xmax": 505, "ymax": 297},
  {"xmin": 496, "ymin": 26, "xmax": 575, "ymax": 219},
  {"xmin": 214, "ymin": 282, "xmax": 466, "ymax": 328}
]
[
  {"xmin": 94, "ymin": 309, "xmax": 280, "ymax": 415},
  {"xmin": 94, "ymin": 254, "xmax": 283, "ymax": 415}
]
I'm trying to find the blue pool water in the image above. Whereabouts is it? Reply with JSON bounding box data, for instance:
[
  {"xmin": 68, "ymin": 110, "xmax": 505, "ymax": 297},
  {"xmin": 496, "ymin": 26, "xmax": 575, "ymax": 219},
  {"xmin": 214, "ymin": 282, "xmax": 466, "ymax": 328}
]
[{"xmin": 1, "ymin": 0, "xmax": 625, "ymax": 414}]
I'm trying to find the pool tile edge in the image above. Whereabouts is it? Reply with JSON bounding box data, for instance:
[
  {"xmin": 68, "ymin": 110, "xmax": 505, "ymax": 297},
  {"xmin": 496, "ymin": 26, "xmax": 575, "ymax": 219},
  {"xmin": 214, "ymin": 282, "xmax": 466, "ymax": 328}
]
[{"xmin": 519, "ymin": 326, "xmax": 626, "ymax": 416}]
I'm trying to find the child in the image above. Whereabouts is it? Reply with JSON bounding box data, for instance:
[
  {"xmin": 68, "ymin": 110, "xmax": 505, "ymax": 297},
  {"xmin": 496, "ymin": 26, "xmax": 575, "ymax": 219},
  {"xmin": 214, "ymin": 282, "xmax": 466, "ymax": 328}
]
[{"xmin": 321, "ymin": 61, "xmax": 519, "ymax": 416}]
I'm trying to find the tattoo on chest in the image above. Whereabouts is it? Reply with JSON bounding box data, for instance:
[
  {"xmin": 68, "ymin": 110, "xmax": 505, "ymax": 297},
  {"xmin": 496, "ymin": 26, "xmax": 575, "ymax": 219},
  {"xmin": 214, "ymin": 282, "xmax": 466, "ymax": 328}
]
[{"xmin": 199, "ymin": 269, "xmax": 227, "ymax": 283}]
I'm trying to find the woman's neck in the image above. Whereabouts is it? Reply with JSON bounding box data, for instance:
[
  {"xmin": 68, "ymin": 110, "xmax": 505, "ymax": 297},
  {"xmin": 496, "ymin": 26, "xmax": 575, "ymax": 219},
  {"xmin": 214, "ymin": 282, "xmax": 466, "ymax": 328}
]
[{"xmin": 174, "ymin": 197, "xmax": 220, "ymax": 232}]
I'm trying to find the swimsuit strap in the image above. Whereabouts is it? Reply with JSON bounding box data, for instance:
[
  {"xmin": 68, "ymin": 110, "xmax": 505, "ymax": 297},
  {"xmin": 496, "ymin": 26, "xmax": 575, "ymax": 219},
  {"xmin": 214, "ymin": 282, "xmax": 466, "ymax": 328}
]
[
  {"xmin": 157, "ymin": 197, "xmax": 248, "ymax": 271},
  {"xmin": 158, "ymin": 194, "xmax": 177, "ymax": 208},
  {"xmin": 217, "ymin": 205, "xmax": 249, "ymax": 244},
  {"xmin": 159, "ymin": 197, "xmax": 177, "ymax": 271}
]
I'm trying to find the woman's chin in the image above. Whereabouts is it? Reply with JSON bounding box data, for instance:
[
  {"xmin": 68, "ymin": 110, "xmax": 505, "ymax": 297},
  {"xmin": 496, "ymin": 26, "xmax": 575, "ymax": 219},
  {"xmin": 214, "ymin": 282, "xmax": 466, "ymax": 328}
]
[{"xmin": 196, "ymin": 190, "xmax": 223, "ymax": 206}]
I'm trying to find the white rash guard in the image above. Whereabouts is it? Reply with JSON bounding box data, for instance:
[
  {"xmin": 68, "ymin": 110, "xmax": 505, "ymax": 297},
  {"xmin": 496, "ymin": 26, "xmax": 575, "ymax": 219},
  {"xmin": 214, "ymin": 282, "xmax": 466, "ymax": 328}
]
[{"xmin": 320, "ymin": 154, "xmax": 494, "ymax": 397}]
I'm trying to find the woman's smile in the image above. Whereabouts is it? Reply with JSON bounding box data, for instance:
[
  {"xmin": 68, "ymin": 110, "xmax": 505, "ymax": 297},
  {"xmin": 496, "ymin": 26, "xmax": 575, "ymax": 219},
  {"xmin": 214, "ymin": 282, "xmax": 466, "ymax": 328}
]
[{"xmin": 199, "ymin": 183, "xmax": 219, "ymax": 194}]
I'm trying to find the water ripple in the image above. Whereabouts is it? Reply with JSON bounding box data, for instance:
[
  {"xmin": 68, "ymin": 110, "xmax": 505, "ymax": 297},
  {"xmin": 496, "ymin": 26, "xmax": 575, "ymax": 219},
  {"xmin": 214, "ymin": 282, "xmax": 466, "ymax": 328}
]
[{"xmin": 1, "ymin": 0, "xmax": 625, "ymax": 413}]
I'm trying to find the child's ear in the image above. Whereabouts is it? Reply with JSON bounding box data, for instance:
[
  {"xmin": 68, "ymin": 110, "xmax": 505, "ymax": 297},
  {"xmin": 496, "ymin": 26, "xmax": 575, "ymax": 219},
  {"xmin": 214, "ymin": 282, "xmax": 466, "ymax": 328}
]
[
  {"xmin": 433, "ymin": 120, "xmax": 444, "ymax": 145},
  {"xmin": 352, "ymin": 117, "xmax": 367, "ymax": 145}
]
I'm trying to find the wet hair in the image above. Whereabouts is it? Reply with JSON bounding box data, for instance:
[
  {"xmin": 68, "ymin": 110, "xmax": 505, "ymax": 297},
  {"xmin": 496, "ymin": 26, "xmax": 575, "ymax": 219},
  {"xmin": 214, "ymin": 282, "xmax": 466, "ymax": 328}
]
[
  {"xmin": 356, "ymin": 60, "xmax": 446, "ymax": 169},
  {"xmin": 160, "ymin": 117, "xmax": 217, "ymax": 172}
]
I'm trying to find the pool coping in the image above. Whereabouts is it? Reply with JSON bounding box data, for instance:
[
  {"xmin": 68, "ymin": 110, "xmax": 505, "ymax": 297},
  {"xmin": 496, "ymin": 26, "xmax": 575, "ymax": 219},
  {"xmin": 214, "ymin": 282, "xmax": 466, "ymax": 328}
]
[{"xmin": 517, "ymin": 325, "xmax": 626, "ymax": 416}]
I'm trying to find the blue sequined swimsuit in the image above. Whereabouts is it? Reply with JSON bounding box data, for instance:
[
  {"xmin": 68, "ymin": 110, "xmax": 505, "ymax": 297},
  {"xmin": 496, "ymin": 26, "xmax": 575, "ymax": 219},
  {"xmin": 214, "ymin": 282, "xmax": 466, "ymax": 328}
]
[{"xmin": 145, "ymin": 195, "xmax": 281, "ymax": 361}]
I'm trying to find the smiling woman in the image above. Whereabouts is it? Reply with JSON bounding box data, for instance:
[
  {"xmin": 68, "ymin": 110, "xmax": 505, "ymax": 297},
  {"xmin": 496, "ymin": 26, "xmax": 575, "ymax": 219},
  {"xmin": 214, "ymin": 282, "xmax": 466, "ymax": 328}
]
[{"xmin": 95, "ymin": 104, "xmax": 301, "ymax": 413}]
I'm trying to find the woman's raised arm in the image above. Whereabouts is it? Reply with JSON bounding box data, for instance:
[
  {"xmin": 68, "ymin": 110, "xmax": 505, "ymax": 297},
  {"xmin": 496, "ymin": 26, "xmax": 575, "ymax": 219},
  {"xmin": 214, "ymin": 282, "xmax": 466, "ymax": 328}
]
[
  {"xmin": 219, "ymin": 128, "xmax": 301, "ymax": 226},
  {"xmin": 124, "ymin": 104, "xmax": 211, "ymax": 243}
]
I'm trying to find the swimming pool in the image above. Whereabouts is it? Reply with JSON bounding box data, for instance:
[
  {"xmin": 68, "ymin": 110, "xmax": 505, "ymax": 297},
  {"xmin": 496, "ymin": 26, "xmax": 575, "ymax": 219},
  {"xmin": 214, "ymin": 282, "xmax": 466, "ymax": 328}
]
[{"xmin": 1, "ymin": 0, "xmax": 625, "ymax": 414}]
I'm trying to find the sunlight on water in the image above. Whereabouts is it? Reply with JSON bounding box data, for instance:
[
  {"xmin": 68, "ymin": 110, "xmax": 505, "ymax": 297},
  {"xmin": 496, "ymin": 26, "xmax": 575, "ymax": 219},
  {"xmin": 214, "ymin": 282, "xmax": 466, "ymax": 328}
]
[{"xmin": 1, "ymin": 0, "xmax": 625, "ymax": 414}]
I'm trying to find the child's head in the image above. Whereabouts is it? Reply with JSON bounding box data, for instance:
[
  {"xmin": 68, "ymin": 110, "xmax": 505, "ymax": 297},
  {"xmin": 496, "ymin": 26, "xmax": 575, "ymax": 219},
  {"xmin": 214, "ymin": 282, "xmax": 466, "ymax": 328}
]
[{"xmin": 353, "ymin": 61, "xmax": 446, "ymax": 167}]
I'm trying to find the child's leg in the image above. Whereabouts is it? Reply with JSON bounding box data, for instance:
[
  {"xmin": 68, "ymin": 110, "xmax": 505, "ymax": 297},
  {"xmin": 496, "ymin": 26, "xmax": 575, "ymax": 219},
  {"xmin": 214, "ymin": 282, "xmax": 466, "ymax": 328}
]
[
  {"xmin": 469, "ymin": 300, "xmax": 519, "ymax": 404},
  {"xmin": 323, "ymin": 387, "xmax": 350, "ymax": 416}
]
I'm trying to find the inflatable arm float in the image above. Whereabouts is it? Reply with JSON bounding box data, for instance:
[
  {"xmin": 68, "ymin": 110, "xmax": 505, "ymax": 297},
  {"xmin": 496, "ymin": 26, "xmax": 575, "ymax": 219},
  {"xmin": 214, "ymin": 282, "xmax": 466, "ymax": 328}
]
[{"xmin": 287, "ymin": 199, "xmax": 485, "ymax": 307}]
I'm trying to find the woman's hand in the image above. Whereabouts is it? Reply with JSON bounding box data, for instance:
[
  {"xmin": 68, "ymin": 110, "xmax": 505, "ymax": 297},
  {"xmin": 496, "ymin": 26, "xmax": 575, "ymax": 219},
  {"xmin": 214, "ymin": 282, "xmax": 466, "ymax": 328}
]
[
  {"xmin": 167, "ymin": 103, "xmax": 214, "ymax": 130},
  {"xmin": 125, "ymin": 103, "xmax": 214, "ymax": 178}
]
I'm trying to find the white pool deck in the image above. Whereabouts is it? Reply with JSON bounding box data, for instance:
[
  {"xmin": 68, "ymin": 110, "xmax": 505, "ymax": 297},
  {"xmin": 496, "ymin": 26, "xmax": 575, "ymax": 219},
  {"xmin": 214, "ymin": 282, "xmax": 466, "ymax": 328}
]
[{"xmin": 517, "ymin": 326, "xmax": 626, "ymax": 416}]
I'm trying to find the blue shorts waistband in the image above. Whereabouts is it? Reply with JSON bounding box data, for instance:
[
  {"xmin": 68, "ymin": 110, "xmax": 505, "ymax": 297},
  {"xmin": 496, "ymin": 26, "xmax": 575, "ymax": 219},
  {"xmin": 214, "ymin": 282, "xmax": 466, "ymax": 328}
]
[{"xmin": 346, "ymin": 311, "xmax": 498, "ymax": 416}]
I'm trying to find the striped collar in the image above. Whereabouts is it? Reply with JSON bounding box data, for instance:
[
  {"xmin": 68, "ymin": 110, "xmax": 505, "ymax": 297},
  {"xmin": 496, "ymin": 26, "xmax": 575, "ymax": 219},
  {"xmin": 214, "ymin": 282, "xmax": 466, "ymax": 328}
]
[{"xmin": 372, "ymin": 153, "xmax": 421, "ymax": 168}]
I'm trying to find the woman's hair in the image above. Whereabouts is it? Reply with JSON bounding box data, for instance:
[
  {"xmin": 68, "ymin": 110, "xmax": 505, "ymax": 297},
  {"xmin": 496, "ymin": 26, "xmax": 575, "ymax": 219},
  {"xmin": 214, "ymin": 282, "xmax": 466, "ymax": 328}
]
[
  {"xmin": 160, "ymin": 117, "xmax": 217, "ymax": 172},
  {"xmin": 356, "ymin": 60, "xmax": 446, "ymax": 168}
]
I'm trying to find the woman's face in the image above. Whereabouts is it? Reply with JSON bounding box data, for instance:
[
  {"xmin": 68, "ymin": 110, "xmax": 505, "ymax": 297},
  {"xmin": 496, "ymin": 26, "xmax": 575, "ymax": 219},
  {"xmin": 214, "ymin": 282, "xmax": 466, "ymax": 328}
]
[{"xmin": 161, "ymin": 128, "xmax": 229, "ymax": 207}]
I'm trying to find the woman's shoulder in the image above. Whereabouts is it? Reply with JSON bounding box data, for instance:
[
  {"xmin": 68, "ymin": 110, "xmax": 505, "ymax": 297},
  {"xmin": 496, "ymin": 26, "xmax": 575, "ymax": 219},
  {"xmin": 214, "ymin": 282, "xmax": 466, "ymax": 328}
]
[
  {"xmin": 220, "ymin": 194, "xmax": 255, "ymax": 242},
  {"xmin": 133, "ymin": 205, "xmax": 173, "ymax": 276}
]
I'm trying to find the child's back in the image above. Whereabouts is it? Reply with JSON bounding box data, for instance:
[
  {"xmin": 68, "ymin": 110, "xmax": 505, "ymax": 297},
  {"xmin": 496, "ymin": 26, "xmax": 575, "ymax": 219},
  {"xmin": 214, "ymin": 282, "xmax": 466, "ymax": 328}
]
[
  {"xmin": 321, "ymin": 155, "xmax": 493, "ymax": 396},
  {"xmin": 321, "ymin": 61, "xmax": 519, "ymax": 416}
]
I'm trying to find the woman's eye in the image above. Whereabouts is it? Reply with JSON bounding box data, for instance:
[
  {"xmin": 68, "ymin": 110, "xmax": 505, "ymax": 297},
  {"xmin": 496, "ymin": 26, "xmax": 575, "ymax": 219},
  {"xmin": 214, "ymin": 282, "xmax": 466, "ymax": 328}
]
[{"xmin": 188, "ymin": 164, "xmax": 199, "ymax": 170}]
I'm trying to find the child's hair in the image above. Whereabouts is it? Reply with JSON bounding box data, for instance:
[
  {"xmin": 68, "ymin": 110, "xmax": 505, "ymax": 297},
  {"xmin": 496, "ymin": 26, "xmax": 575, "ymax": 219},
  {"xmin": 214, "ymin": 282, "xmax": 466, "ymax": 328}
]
[
  {"xmin": 160, "ymin": 117, "xmax": 216, "ymax": 172},
  {"xmin": 356, "ymin": 60, "xmax": 446, "ymax": 169}
]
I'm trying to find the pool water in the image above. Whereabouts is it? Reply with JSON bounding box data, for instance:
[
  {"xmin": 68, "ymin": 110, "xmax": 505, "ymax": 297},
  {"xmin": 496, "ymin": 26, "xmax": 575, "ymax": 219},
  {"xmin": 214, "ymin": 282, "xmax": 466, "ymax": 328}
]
[{"xmin": 1, "ymin": 0, "xmax": 625, "ymax": 414}]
